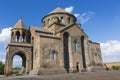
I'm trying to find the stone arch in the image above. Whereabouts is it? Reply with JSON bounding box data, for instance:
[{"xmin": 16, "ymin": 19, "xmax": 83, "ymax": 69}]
[
  {"xmin": 22, "ymin": 32, "xmax": 26, "ymax": 42},
  {"xmin": 60, "ymin": 17, "xmax": 64, "ymax": 23},
  {"xmin": 11, "ymin": 50, "xmax": 27, "ymax": 74},
  {"xmin": 63, "ymin": 32, "xmax": 70, "ymax": 73},
  {"xmin": 80, "ymin": 35, "xmax": 86, "ymax": 69},
  {"xmin": 68, "ymin": 17, "xmax": 71, "ymax": 24},
  {"xmin": 15, "ymin": 31, "xmax": 20, "ymax": 42},
  {"xmin": 47, "ymin": 19, "xmax": 51, "ymax": 25}
]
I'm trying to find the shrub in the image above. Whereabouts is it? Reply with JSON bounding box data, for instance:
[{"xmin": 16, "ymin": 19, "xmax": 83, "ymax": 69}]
[
  {"xmin": 11, "ymin": 67, "xmax": 20, "ymax": 74},
  {"xmin": 0, "ymin": 61, "xmax": 5, "ymax": 74},
  {"xmin": 11, "ymin": 70, "xmax": 19, "ymax": 74},
  {"xmin": 112, "ymin": 65, "xmax": 120, "ymax": 70}
]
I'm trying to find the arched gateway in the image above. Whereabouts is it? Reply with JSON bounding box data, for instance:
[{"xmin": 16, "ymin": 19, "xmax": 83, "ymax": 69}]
[{"xmin": 12, "ymin": 51, "xmax": 26, "ymax": 74}]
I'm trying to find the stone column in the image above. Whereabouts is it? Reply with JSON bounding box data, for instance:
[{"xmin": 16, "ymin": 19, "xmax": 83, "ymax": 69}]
[
  {"xmin": 5, "ymin": 53, "xmax": 12, "ymax": 76},
  {"xmin": 68, "ymin": 36, "xmax": 73, "ymax": 72},
  {"xmin": 19, "ymin": 30, "xmax": 23, "ymax": 42},
  {"xmin": 10, "ymin": 32, "xmax": 13, "ymax": 42},
  {"xmin": 26, "ymin": 52, "xmax": 32, "ymax": 74},
  {"xmin": 84, "ymin": 39, "xmax": 90, "ymax": 67},
  {"xmin": 60, "ymin": 34, "xmax": 65, "ymax": 69},
  {"xmin": 13, "ymin": 31, "xmax": 16, "ymax": 42}
]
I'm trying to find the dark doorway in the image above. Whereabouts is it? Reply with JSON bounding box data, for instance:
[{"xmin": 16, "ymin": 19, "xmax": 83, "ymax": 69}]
[
  {"xmin": 76, "ymin": 62, "xmax": 79, "ymax": 72},
  {"xmin": 81, "ymin": 36, "xmax": 86, "ymax": 69},
  {"xmin": 63, "ymin": 32, "xmax": 69, "ymax": 73}
]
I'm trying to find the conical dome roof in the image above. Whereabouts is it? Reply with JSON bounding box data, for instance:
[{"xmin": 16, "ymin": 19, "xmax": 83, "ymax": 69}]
[
  {"xmin": 13, "ymin": 19, "xmax": 26, "ymax": 30},
  {"xmin": 49, "ymin": 7, "xmax": 69, "ymax": 14}
]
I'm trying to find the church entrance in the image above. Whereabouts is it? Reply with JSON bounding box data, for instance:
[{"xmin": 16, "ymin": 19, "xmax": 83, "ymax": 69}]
[{"xmin": 63, "ymin": 32, "xmax": 70, "ymax": 73}]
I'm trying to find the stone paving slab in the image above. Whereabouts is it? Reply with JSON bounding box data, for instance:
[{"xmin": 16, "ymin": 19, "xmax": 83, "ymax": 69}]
[{"xmin": 0, "ymin": 70, "xmax": 120, "ymax": 80}]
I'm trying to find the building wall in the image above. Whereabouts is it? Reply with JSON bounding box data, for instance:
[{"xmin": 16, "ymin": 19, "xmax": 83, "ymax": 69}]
[
  {"xmin": 88, "ymin": 41, "xmax": 103, "ymax": 66},
  {"xmin": 39, "ymin": 36, "xmax": 63, "ymax": 69}
]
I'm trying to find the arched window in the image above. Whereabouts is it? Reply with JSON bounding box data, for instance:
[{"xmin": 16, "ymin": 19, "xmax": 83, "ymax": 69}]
[
  {"xmin": 22, "ymin": 32, "xmax": 26, "ymax": 42},
  {"xmin": 61, "ymin": 17, "xmax": 64, "ymax": 23},
  {"xmin": 73, "ymin": 40, "xmax": 78, "ymax": 52},
  {"xmin": 51, "ymin": 50, "xmax": 57, "ymax": 60},
  {"xmin": 16, "ymin": 31, "xmax": 20, "ymax": 42},
  {"xmin": 68, "ymin": 17, "xmax": 71, "ymax": 24},
  {"xmin": 47, "ymin": 19, "xmax": 51, "ymax": 25}
]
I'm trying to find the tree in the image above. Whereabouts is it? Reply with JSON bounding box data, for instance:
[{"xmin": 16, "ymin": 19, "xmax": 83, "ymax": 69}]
[{"xmin": 0, "ymin": 61, "xmax": 5, "ymax": 74}]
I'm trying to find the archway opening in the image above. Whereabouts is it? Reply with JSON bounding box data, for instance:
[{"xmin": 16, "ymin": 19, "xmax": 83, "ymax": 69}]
[
  {"xmin": 61, "ymin": 17, "xmax": 64, "ymax": 23},
  {"xmin": 12, "ymin": 52, "xmax": 26, "ymax": 75},
  {"xmin": 81, "ymin": 36, "xmax": 86, "ymax": 69},
  {"xmin": 63, "ymin": 32, "xmax": 69, "ymax": 73},
  {"xmin": 22, "ymin": 32, "xmax": 26, "ymax": 42},
  {"xmin": 15, "ymin": 31, "xmax": 20, "ymax": 42}
]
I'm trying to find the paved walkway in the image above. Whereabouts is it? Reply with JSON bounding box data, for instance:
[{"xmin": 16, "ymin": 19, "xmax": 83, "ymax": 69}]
[{"xmin": 0, "ymin": 70, "xmax": 120, "ymax": 80}]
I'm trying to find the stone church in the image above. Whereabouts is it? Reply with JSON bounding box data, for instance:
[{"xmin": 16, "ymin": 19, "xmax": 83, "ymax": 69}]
[{"xmin": 4, "ymin": 7, "xmax": 103, "ymax": 75}]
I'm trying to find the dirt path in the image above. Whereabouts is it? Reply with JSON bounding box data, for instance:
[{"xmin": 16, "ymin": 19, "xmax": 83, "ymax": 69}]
[{"xmin": 0, "ymin": 70, "xmax": 120, "ymax": 80}]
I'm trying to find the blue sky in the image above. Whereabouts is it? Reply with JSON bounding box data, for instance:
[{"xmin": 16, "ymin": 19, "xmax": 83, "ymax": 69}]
[{"xmin": 0, "ymin": 0, "xmax": 120, "ymax": 67}]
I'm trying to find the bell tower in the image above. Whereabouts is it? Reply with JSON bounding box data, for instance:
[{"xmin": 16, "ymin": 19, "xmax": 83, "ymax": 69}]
[
  {"xmin": 11, "ymin": 19, "xmax": 29, "ymax": 43},
  {"xmin": 5, "ymin": 19, "xmax": 33, "ymax": 76}
]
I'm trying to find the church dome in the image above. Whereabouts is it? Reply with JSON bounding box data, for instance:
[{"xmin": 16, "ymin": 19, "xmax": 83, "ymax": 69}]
[
  {"xmin": 42, "ymin": 7, "xmax": 76, "ymax": 27},
  {"xmin": 49, "ymin": 7, "xmax": 69, "ymax": 14}
]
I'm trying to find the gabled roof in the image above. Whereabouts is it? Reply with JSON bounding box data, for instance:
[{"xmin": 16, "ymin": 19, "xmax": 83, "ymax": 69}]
[
  {"xmin": 30, "ymin": 26, "xmax": 52, "ymax": 33},
  {"xmin": 49, "ymin": 7, "xmax": 69, "ymax": 14},
  {"xmin": 56, "ymin": 24, "xmax": 88, "ymax": 37},
  {"xmin": 13, "ymin": 19, "xmax": 26, "ymax": 30}
]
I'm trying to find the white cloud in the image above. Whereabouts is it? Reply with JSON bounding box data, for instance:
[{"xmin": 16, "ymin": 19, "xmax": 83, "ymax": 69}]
[
  {"xmin": 100, "ymin": 40, "xmax": 120, "ymax": 63},
  {"xmin": 64, "ymin": 6, "xmax": 74, "ymax": 13},
  {"xmin": 74, "ymin": 14, "xmax": 80, "ymax": 17},
  {"xmin": 0, "ymin": 27, "xmax": 11, "ymax": 43},
  {"xmin": 76, "ymin": 11, "xmax": 95, "ymax": 24},
  {"xmin": 0, "ymin": 27, "xmax": 11, "ymax": 64},
  {"xmin": 64, "ymin": 6, "xmax": 95, "ymax": 24}
]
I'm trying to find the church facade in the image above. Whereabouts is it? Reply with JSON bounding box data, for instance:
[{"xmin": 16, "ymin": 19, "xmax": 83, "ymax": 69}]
[{"xmin": 5, "ymin": 7, "xmax": 103, "ymax": 75}]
